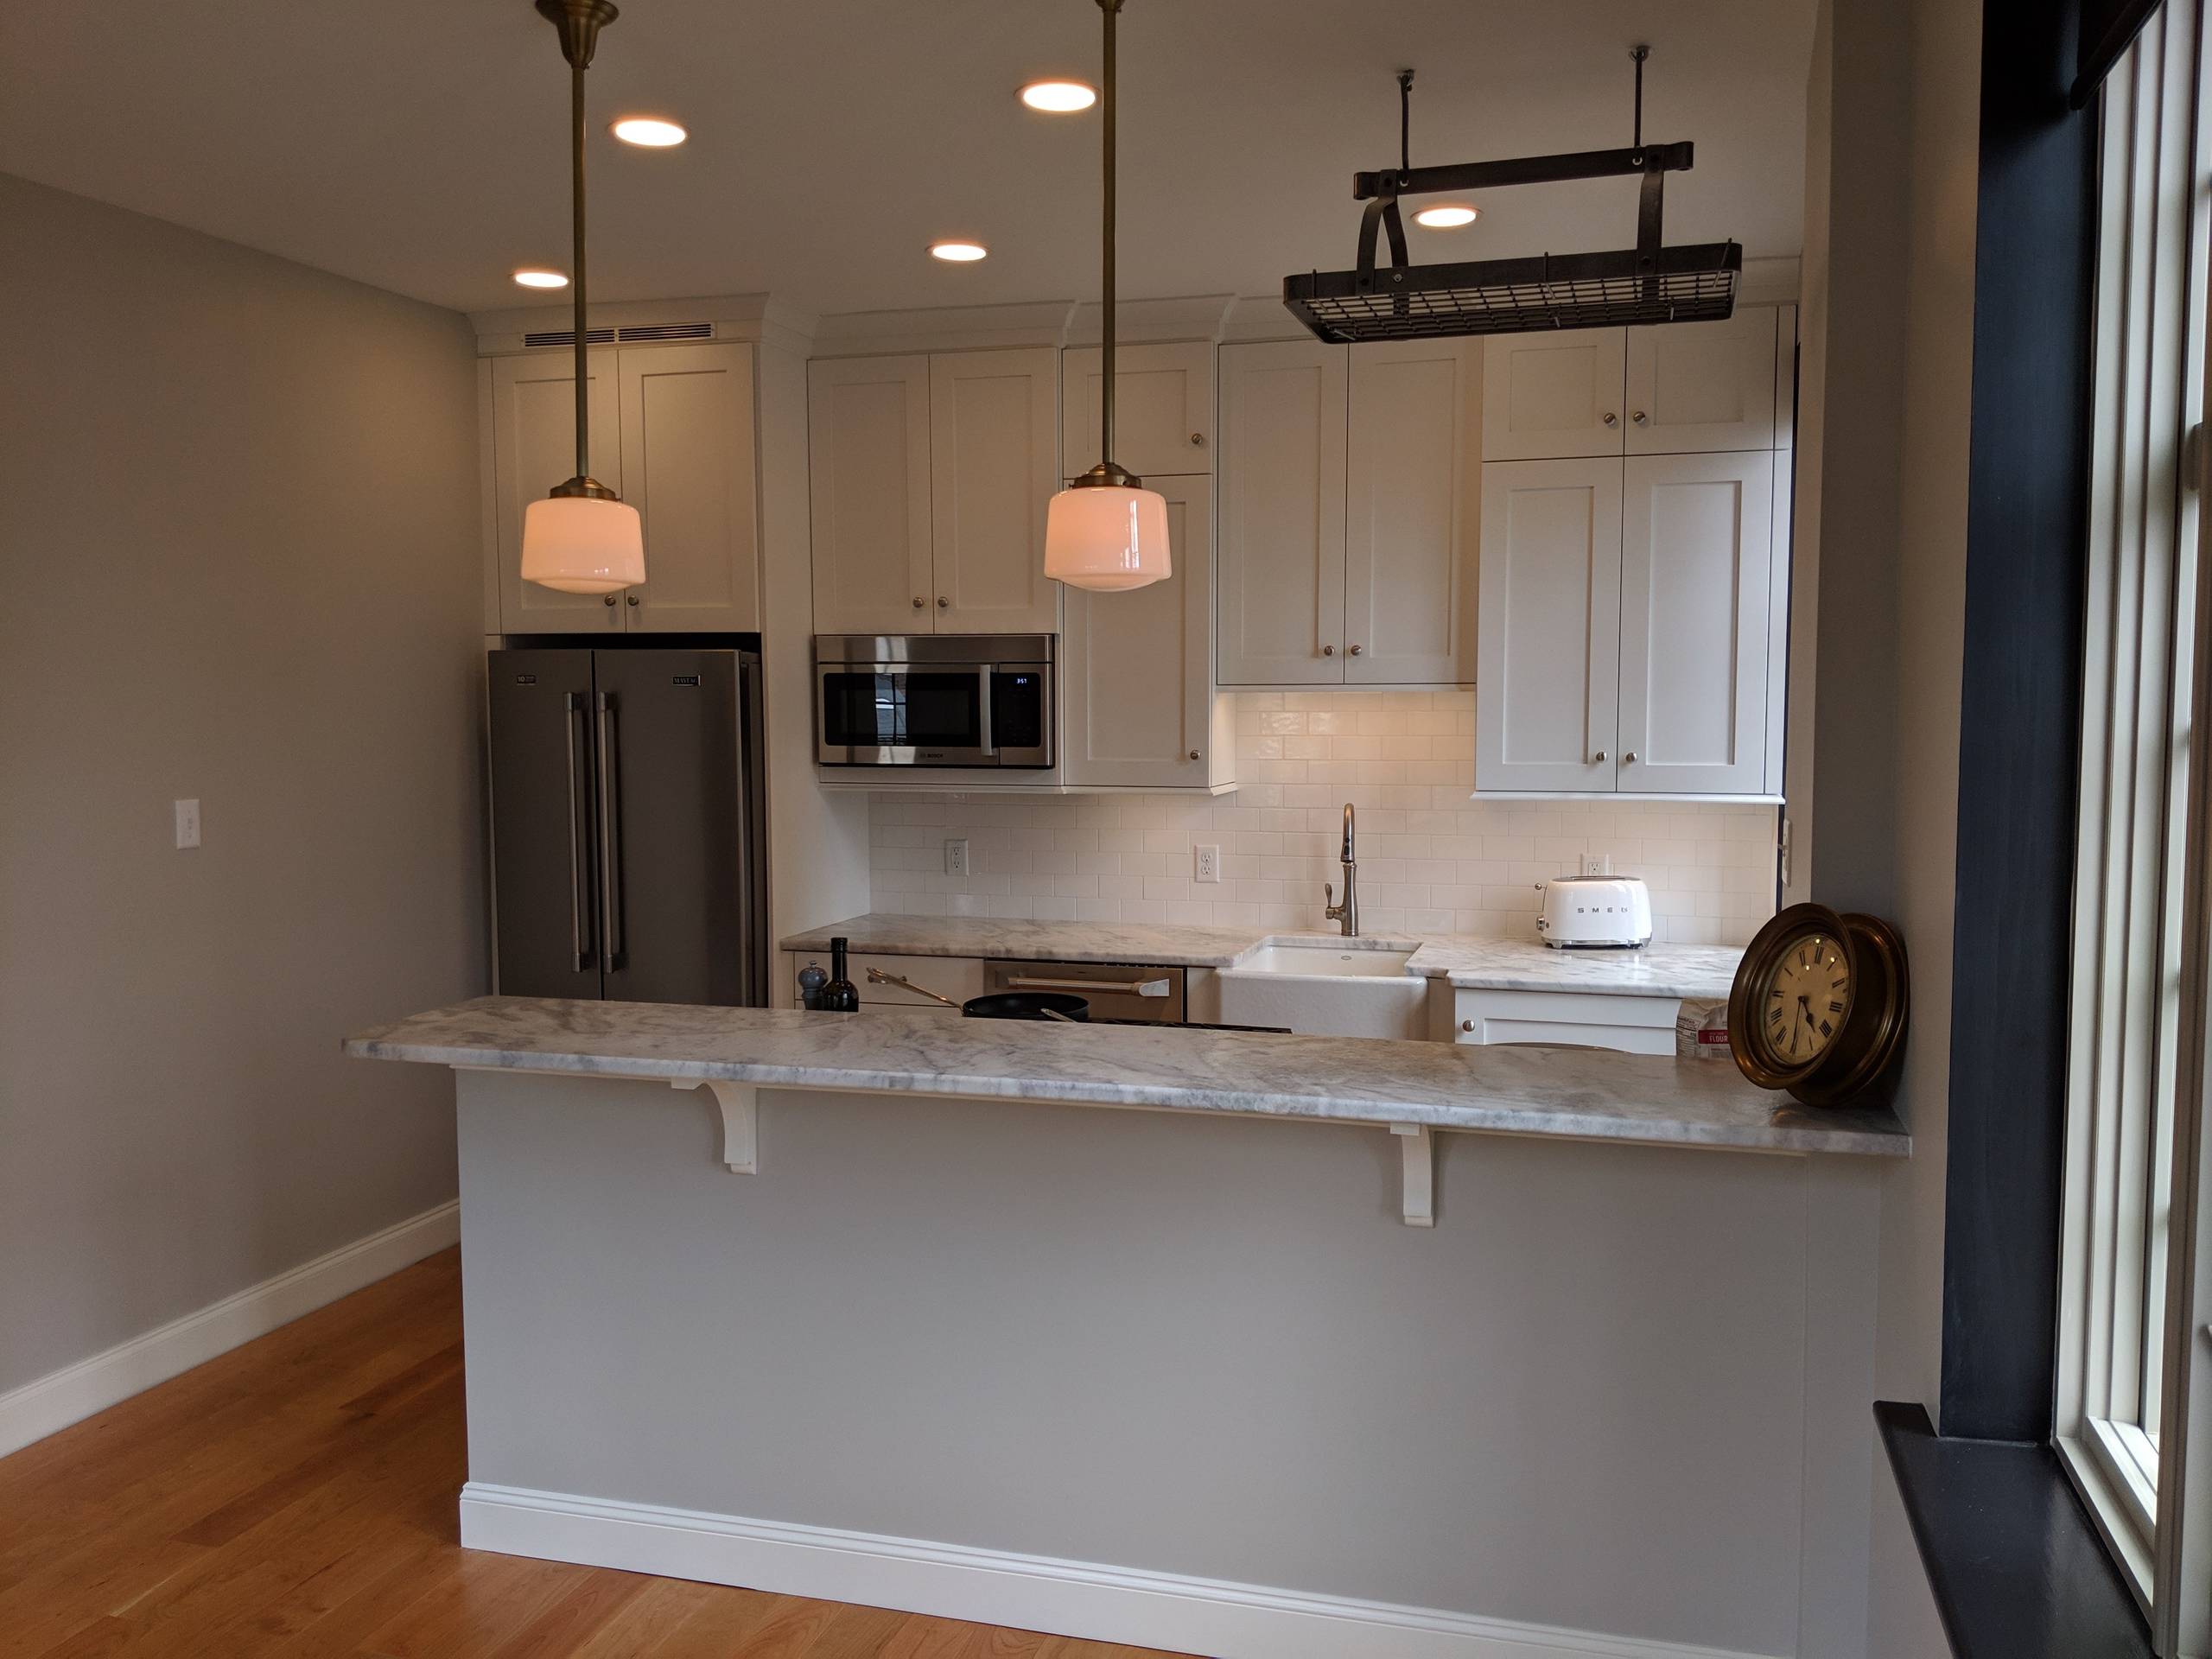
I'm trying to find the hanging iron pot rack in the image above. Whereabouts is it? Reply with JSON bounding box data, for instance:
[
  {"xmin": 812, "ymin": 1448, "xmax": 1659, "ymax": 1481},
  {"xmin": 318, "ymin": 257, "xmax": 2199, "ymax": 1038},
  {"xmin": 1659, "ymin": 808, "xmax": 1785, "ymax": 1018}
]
[{"xmin": 1282, "ymin": 48, "xmax": 1742, "ymax": 344}]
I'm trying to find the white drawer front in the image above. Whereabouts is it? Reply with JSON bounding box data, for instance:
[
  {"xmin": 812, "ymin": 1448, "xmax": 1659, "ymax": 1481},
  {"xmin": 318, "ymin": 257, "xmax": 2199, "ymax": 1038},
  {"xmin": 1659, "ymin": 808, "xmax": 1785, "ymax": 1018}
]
[{"xmin": 1451, "ymin": 987, "xmax": 1682, "ymax": 1057}]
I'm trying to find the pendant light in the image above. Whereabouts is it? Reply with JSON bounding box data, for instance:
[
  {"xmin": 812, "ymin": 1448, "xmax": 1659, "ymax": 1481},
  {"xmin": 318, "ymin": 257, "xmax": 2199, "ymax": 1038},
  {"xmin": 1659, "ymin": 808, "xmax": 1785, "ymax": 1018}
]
[
  {"xmin": 519, "ymin": 0, "xmax": 645, "ymax": 595},
  {"xmin": 1044, "ymin": 0, "xmax": 1171, "ymax": 593}
]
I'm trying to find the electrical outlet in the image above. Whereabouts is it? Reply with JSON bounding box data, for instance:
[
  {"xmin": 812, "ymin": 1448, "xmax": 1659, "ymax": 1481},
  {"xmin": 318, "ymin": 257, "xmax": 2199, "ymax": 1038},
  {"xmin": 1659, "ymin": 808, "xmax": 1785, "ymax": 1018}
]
[
  {"xmin": 174, "ymin": 798, "xmax": 201, "ymax": 849},
  {"xmin": 1580, "ymin": 852, "xmax": 1613, "ymax": 876},
  {"xmin": 1194, "ymin": 843, "xmax": 1221, "ymax": 884},
  {"xmin": 944, "ymin": 838, "xmax": 969, "ymax": 877}
]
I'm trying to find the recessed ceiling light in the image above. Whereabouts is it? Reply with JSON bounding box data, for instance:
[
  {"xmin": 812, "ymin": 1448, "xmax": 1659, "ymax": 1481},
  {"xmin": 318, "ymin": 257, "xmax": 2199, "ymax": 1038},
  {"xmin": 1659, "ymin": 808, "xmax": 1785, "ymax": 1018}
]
[
  {"xmin": 1020, "ymin": 79, "xmax": 1096, "ymax": 112},
  {"xmin": 610, "ymin": 116, "xmax": 687, "ymax": 148},
  {"xmin": 930, "ymin": 240, "xmax": 988, "ymax": 263},
  {"xmin": 1414, "ymin": 203, "xmax": 1481, "ymax": 229},
  {"xmin": 512, "ymin": 268, "xmax": 569, "ymax": 289}
]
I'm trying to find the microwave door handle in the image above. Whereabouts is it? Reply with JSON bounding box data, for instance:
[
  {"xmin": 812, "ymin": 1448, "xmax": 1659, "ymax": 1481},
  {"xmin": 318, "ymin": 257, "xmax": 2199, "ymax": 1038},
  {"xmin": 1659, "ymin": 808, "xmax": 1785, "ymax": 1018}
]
[{"xmin": 976, "ymin": 665, "xmax": 995, "ymax": 756}]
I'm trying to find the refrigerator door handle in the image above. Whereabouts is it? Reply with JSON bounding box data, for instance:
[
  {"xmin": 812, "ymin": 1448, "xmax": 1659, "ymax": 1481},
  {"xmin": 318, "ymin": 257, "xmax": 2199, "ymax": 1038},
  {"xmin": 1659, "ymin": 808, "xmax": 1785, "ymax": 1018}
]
[
  {"xmin": 594, "ymin": 690, "xmax": 625, "ymax": 971},
  {"xmin": 563, "ymin": 692, "xmax": 593, "ymax": 972}
]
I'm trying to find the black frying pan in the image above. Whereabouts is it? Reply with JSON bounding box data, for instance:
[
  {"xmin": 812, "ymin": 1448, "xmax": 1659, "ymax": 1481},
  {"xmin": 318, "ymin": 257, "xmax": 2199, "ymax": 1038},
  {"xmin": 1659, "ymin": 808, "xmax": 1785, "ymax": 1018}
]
[{"xmin": 961, "ymin": 991, "xmax": 1091, "ymax": 1022}]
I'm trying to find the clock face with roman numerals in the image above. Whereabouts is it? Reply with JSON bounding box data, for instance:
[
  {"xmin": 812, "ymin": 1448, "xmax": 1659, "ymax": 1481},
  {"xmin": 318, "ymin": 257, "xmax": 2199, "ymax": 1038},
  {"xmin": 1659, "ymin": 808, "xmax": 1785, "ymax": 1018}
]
[{"xmin": 1759, "ymin": 933, "xmax": 1852, "ymax": 1065}]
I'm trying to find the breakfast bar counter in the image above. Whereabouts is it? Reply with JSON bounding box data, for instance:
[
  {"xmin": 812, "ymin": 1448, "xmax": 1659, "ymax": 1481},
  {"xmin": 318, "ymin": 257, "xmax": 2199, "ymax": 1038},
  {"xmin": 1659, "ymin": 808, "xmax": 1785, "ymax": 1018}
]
[{"xmin": 345, "ymin": 993, "xmax": 1904, "ymax": 1658}]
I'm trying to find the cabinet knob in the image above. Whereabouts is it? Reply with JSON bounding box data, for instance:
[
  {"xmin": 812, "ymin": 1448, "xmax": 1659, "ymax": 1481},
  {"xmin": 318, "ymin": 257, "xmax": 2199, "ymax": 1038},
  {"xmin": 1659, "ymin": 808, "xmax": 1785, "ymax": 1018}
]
[
  {"xmin": 1189, "ymin": 749, "xmax": 1201, "ymax": 761},
  {"xmin": 626, "ymin": 593, "xmax": 639, "ymax": 607},
  {"xmin": 1631, "ymin": 410, "xmax": 1648, "ymax": 425},
  {"xmin": 1189, "ymin": 430, "xmax": 1206, "ymax": 447},
  {"xmin": 1624, "ymin": 750, "xmax": 1639, "ymax": 763},
  {"xmin": 1602, "ymin": 412, "xmax": 1618, "ymax": 427},
  {"xmin": 1461, "ymin": 1019, "xmax": 1475, "ymax": 1033},
  {"xmin": 1348, "ymin": 644, "xmax": 1363, "ymax": 656},
  {"xmin": 1322, "ymin": 643, "xmax": 1336, "ymax": 656},
  {"xmin": 912, "ymin": 596, "xmax": 925, "ymax": 609},
  {"xmin": 938, "ymin": 596, "xmax": 950, "ymax": 608},
  {"xmin": 1592, "ymin": 750, "xmax": 1607, "ymax": 763},
  {"xmin": 602, "ymin": 594, "xmax": 617, "ymax": 607}
]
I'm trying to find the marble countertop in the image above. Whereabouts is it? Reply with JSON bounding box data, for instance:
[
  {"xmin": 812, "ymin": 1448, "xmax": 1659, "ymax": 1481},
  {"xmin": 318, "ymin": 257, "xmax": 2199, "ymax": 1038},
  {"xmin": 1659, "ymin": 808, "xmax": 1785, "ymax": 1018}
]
[
  {"xmin": 779, "ymin": 913, "xmax": 1743, "ymax": 1001},
  {"xmin": 346, "ymin": 996, "xmax": 1906, "ymax": 1158}
]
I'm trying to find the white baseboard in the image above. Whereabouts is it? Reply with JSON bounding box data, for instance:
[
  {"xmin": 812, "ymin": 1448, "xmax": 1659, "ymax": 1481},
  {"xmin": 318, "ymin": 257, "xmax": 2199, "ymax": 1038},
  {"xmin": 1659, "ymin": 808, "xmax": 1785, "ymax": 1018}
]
[
  {"xmin": 459, "ymin": 1482, "xmax": 1775, "ymax": 1659},
  {"xmin": 0, "ymin": 1198, "xmax": 460, "ymax": 1459}
]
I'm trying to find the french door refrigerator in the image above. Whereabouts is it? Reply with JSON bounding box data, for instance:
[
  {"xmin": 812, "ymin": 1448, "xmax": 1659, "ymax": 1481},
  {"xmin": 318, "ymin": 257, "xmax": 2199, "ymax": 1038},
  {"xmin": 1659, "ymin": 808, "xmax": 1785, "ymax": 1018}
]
[{"xmin": 488, "ymin": 647, "xmax": 766, "ymax": 1007}]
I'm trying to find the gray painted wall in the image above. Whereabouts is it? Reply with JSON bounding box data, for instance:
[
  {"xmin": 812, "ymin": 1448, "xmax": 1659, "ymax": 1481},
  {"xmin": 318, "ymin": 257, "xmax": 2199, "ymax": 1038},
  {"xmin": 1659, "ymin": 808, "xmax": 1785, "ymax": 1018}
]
[
  {"xmin": 0, "ymin": 174, "xmax": 486, "ymax": 1393},
  {"xmin": 1796, "ymin": 0, "xmax": 1980, "ymax": 1648},
  {"xmin": 457, "ymin": 1069, "xmax": 1885, "ymax": 1657}
]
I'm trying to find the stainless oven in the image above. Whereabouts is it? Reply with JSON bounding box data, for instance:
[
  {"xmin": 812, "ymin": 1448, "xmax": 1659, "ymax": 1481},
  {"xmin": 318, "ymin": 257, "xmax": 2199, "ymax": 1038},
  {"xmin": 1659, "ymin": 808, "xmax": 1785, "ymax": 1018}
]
[{"xmin": 814, "ymin": 635, "xmax": 1054, "ymax": 769}]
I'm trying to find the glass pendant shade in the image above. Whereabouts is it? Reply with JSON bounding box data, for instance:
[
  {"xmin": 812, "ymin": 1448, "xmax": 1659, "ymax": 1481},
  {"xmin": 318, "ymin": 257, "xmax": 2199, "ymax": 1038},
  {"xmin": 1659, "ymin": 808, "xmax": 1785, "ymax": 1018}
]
[
  {"xmin": 520, "ymin": 493, "xmax": 645, "ymax": 594},
  {"xmin": 1044, "ymin": 482, "xmax": 1171, "ymax": 591}
]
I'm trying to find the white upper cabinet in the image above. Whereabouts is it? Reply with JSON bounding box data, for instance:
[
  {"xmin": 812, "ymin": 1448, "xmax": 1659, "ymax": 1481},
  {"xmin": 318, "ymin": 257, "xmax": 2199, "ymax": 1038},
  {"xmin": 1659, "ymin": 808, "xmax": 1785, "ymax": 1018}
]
[
  {"xmin": 490, "ymin": 343, "xmax": 760, "ymax": 636},
  {"xmin": 1345, "ymin": 340, "xmax": 1479, "ymax": 684},
  {"xmin": 620, "ymin": 343, "xmax": 759, "ymax": 632},
  {"xmin": 808, "ymin": 354, "xmax": 934, "ymax": 635},
  {"xmin": 810, "ymin": 347, "xmax": 1060, "ymax": 635},
  {"xmin": 1061, "ymin": 341, "xmax": 1215, "ymax": 478},
  {"xmin": 930, "ymin": 348, "xmax": 1060, "ymax": 634},
  {"xmin": 1217, "ymin": 340, "xmax": 1349, "ymax": 685},
  {"xmin": 492, "ymin": 348, "xmax": 625, "ymax": 633},
  {"xmin": 1476, "ymin": 458, "xmax": 1624, "ymax": 793},
  {"xmin": 1481, "ymin": 328, "xmax": 1628, "ymax": 461},
  {"xmin": 1061, "ymin": 477, "xmax": 1223, "ymax": 789},
  {"xmin": 1624, "ymin": 309, "xmax": 1777, "ymax": 454},
  {"xmin": 1616, "ymin": 451, "xmax": 1775, "ymax": 794}
]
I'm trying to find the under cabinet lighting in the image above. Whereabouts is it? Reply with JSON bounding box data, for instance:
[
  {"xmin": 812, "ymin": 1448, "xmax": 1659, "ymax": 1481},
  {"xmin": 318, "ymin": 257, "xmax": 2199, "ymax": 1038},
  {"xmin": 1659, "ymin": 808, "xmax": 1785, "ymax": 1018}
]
[
  {"xmin": 930, "ymin": 240, "xmax": 989, "ymax": 262},
  {"xmin": 512, "ymin": 269, "xmax": 569, "ymax": 289},
  {"xmin": 1020, "ymin": 79, "xmax": 1097, "ymax": 112},
  {"xmin": 1413, "ymin": 203, "xmax": 1481, "ymax": 228},
  {"xmin": 611, "ymin": 117, "xmax": 687, "ymax": 148}
]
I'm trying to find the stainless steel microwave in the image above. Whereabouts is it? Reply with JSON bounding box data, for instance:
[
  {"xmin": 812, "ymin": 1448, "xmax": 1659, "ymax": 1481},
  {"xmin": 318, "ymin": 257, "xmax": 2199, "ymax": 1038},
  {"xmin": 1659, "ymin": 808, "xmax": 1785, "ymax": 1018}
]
[{"xmin": 814, "ymin": 635, "xmax": 1055, "ymax": 769}]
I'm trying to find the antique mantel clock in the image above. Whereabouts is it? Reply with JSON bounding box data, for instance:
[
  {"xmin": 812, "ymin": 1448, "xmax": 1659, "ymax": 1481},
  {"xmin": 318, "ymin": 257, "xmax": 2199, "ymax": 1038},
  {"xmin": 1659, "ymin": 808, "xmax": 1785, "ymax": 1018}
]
[{"xmin": 1727, "ymin": 903, "xmax": 1910, "ymax": 1107}]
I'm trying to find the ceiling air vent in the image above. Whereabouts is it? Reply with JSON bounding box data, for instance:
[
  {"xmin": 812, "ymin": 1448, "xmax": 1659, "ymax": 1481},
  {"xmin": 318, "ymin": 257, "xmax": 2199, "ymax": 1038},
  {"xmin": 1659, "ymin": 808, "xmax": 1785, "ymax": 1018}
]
[
  {"xmin": 617, "ymin": 321, "xmax": 714, "ymax": 342},
  {"xmin": 524, "ymin": 326, "xmax": 617, "ymax": 348},
  {"xmin": 1283, "ymin": 50, "xmax": 1740, "ymax": 344},
  {"xmin": 522, "ymin": 321, "xmax": 715, "ymax": 349}
]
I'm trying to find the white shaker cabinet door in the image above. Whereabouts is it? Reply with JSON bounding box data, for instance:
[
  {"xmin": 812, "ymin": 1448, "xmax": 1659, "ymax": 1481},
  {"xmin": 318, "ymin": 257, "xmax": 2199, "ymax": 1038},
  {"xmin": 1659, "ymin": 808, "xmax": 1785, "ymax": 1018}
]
[
  {"xmin": 1475, "ymin": 458, "xmax": 1624, "ymax": 792},
  {"xmin": 1615, "ymin": 451, "xmax": 1775, "ymax": 795},
  {"xmin": 1217, "ymin": 340, "xmax": 1349, "ymax": 684},
  {"xmin": 929, "ymin": 347, "xmax": 1061, "ymax": 634},
  {"xmin": 493, "ymin": 348, "xmax": 625, "ymax": 633},
  {"xmin": 808, "ymin": 354, "xmax": 935, "ymax": 636},
  {"xmin": 1061, "ymin": 477, "xmax": 1214, "ymax": 788},
  {"xmin": 1624, "ymin": 308, "xmax": 1779, "ymax": 454},
  {"xmin": 620, "ymin": 343, "xmax": 760, "ymax": 633},
  {"xmin": 1061, "ymin": 341, "xmax": 1215, "ymax": 480},
  {"xmin": 1345, "ymin": 339, "xmax": 1479, "ymax": 684},
  {"xmin": 1481, "ymin": 327, "xmax": 1628, "ymax": 461}
]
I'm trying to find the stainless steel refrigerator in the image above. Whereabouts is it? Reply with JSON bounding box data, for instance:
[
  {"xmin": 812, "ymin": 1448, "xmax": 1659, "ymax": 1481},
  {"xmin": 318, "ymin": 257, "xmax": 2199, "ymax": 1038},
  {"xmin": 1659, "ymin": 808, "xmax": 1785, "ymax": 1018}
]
[{"xmin": 487, "ymin": 647, "xmax": 767, "ymax": 1007}]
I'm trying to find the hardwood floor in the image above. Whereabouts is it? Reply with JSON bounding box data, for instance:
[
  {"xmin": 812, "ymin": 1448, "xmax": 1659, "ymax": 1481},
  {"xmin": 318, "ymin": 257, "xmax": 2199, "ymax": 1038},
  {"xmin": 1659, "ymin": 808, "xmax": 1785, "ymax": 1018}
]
[{"xmin": 0, "ymin": 1249, "xmax": 1192, "ymax": 1659}]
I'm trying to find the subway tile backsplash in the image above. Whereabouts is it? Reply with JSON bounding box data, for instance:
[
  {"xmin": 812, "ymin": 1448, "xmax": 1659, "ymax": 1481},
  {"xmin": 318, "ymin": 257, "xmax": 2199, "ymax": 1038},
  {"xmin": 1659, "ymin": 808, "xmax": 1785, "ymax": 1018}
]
[{"xmin": 867, "ymin": 690, "xmax": 1779, "ymax": 945}]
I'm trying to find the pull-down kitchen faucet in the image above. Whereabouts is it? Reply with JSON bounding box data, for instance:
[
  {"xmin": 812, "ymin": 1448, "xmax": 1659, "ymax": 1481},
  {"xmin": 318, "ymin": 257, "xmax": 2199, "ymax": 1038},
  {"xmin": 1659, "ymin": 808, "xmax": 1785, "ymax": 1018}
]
[{"xmin": 1323, "ymin": 803, "xmax": 1358, "ymax": 937}]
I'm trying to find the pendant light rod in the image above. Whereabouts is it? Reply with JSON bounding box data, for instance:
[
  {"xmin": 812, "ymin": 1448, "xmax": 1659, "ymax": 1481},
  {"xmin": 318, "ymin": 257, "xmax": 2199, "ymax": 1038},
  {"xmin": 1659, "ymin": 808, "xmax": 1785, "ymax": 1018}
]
[
  {"xmin": 537, "ymin": 0, "xmax": 619, "ymax": 497},
  {"xmin": 569, "ymin": 50, "xmax": 589, "ymax": 478},
  {"xmin": 1097, "ymin": 0, "xmax": 1122, "ymax": 474}
]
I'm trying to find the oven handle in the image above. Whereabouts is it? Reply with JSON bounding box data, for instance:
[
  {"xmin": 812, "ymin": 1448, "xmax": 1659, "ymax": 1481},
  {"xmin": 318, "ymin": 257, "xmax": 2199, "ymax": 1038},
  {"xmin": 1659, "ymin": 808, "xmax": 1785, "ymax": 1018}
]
[
  {"xmin": 976, "ymin": 665, "xmax": 995, "ymax": 756},
  {"xmin": 1003, "ymin": 975, "xmax": 1173, "ymax": 998}
]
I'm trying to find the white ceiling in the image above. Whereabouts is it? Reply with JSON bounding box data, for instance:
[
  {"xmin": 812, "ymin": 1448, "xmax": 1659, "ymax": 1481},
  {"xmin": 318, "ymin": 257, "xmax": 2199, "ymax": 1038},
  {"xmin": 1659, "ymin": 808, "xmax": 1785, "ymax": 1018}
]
[{"xmin": 0, "ymin": 1, "xmax": 1815, "ymax": 321}]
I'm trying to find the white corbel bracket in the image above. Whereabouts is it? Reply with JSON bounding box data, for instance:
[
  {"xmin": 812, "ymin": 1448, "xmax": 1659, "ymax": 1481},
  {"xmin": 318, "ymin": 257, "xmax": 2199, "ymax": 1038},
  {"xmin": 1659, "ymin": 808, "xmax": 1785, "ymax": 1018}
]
[
  {"xmin": 1390, "ymin": 1123, "xmax": 1433, "ymax": 1227},
  {"xmin": 673, "ymin": 1079, "xmax": 758, "ymax": 1173}
]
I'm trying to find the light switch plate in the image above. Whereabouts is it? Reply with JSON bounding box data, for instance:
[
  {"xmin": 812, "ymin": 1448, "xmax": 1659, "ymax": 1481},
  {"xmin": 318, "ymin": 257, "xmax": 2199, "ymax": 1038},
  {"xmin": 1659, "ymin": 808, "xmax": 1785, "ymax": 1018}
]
[
  {"xmin": 1194, "ymin": 844, "xmax": 1221, "ymax": 884},
  {"xmin": 944, "ymin": 838, "xmax": 969, "ymax": 877},
  {"xmin": 174, "ymin": 798, "xmax": 201, "ymax": 849}
]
